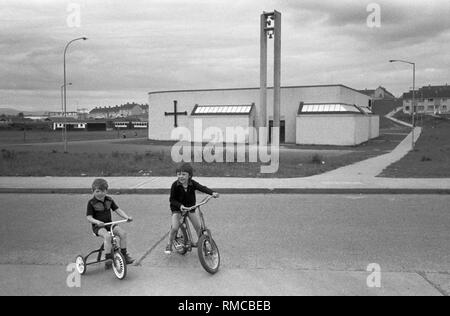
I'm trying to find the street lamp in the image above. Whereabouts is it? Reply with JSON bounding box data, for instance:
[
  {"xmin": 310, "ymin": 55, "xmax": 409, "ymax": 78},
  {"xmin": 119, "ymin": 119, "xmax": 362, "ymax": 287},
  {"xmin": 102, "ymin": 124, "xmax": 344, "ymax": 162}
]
[
  {"xmin": 60, "ymin": 83, "xmax": 72, "ymax": 141},
  {"xmin": 389, "ymin": 59, "xmax": 416, "ymax": 149},
  {"xmin": 63, "ymin": 37, "xmax": 87, "ymax": 153}
]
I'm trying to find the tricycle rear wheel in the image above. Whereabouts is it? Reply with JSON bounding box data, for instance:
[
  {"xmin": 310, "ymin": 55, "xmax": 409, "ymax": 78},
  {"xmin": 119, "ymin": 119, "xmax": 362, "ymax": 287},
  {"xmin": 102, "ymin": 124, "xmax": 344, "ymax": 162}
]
[{"xmin": 75, "ymin": 255, "xmax": 86, "ymax": 275}]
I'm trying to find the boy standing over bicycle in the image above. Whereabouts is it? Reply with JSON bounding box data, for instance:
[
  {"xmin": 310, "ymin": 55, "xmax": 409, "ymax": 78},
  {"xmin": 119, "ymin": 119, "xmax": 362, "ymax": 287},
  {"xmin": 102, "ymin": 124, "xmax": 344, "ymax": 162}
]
[
  {"xmin": 86, "ymin": 178, "xmax": 135, "ymax": 268},
  {"xmin": 165, "ymin": 163, "xmax": 219, "ymax": 254}
]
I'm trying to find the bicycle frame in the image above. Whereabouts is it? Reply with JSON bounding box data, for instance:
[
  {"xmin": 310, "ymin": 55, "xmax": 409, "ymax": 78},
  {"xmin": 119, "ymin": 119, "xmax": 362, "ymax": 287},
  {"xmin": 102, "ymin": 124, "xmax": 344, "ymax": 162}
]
[
  {"xmin": 178, "ymin": 196, "xmax": 213, "ymax": 250},
  {"xmin": 83, "ymin": 219, "xmax": 128, "ymax": 266}
]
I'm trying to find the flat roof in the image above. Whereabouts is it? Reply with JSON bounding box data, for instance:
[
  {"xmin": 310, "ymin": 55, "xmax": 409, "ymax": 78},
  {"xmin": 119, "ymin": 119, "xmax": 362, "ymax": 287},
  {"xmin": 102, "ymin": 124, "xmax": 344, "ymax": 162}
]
[{"xmin": 148, "ymin": 84, "xmax": 368, "ymax": 97}]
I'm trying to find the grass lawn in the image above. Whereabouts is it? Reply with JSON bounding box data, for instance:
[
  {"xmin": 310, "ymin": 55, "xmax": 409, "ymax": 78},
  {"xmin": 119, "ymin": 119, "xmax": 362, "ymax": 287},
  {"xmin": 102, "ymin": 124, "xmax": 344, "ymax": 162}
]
[
  {"xmin": 0, "ymin": 129, "xmax": 148, "ymax": 144},
  {"xmin": 380, "ymin": 115, "xmax": 450, "ymax": 178},
  {"xmin": 0, "ymin": 125, "xmax": 410, "ymax": 178}
]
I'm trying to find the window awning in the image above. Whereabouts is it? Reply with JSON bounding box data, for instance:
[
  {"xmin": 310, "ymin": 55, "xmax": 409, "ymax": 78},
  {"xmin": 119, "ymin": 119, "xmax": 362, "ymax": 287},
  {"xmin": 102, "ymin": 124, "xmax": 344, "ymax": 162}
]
[
  {"xmin": 191, "ymin": 104, "xmax": 254, "ymax": 116},
  {"xmin": 297, "ymin": 103, "xmax": 373, "ymax": 115}
]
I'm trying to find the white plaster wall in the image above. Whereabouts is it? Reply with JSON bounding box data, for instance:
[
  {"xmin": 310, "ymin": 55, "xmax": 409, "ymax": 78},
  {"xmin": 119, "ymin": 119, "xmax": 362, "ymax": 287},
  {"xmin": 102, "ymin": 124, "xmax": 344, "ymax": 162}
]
[
  {"xmin": 296, "ymin": 114, "xmax": 370, "ymax": 146},
  {"xmin": 353, "ymin": 116, "xmax": 370, "ymax": 145},
  {"xmin": 186, "ymin": 116, "xmax": 250, "ymax": 143},
  {"xmin": 148, "ymin": 89, "xmax": 257, "ymax": 141},
  {"xmin": 266, "ymin": 85, "xmax": 344, "ymax": 143},
  {"xmin": 338, "ymin": 86, "xmax": 372, "ymax": 108},
  {"xmin": 369, "ymin": 115, "xmax": 380, "ymax": 139}
]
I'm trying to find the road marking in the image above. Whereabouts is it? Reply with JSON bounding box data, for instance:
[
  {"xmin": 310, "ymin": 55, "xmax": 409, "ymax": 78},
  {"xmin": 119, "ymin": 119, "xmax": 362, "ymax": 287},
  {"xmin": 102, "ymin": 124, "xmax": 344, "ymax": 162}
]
[
  {"xmin": 416, "ymin": 271, "xmax": 448, "ymax": 296},
  {"xmin": 134, "ymin": 232, "xmax": 169, "ymax": 266}
]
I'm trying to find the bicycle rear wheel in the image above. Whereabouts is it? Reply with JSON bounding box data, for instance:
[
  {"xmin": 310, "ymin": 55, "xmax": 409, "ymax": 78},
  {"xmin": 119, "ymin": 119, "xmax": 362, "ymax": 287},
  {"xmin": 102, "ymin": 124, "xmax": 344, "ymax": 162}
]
[
  {"xmin": 174, "ymin": 225, "xmax": 188, "ymax": 255},
  {"xmin": 197, "ymin": 234, "xmax": 220, "ymax": 274}
]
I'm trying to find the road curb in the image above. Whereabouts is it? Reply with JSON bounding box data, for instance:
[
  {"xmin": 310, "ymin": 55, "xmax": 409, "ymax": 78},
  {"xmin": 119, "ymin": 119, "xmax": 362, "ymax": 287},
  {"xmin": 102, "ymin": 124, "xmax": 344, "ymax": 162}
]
[{"xmin": 1, "ymin": 188, "xmax": 449, "ymax": 195}]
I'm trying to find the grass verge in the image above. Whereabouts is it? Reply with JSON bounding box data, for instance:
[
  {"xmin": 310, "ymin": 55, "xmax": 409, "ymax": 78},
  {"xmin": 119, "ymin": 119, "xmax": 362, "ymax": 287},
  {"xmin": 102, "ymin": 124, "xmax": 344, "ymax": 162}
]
[
  {"xmin": 380, "ymin": 115, "xmax": 450, "ymax": 178},
  {"xmin": 0, "ymin": 129, "xmax": 408, "ymax": 177}
]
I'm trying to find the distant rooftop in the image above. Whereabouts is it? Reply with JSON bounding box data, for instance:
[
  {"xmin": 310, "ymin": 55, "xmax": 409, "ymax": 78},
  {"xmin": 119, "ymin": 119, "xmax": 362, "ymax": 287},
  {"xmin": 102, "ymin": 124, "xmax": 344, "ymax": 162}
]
[{"xmin": 403, "ymin": 84, "xmax": 450, "ymax": 99}]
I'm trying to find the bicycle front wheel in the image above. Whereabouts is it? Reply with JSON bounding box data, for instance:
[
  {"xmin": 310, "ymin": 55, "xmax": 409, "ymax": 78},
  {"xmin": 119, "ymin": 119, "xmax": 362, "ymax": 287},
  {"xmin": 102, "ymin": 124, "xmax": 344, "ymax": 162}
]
[
  {"xmin": 112, "ymin": 251, "xmax": 127, "ymax": 280},
  {"xmin": 197, "ymin": 234, "xmax": 220, "ymax": 274}
]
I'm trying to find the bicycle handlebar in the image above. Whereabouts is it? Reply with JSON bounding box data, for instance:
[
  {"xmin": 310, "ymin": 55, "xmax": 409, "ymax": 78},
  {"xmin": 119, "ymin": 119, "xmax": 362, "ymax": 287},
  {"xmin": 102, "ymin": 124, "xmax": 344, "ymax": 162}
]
[
  {"xmin": 183, "ymin": 195, "xmax": 214, "ymax": 212},
  {"xmin": 100, "ymin": 219, "xmax": 130, "ymax": 226}
]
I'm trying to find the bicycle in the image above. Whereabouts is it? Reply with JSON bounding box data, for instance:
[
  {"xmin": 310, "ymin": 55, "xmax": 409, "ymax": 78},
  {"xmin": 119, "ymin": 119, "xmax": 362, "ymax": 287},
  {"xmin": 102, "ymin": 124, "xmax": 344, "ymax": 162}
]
[
  {"xmin": 75, "ymin": 219, "xmax": 130, "ymax": 280},
  {"xmin": 173, "ymin": 195, "xmax": 220, "ymax": 274}
]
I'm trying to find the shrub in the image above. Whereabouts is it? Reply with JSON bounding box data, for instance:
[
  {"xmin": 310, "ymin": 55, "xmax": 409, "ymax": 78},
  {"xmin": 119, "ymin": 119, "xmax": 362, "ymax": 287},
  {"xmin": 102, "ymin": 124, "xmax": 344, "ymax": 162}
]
[
  {"xmin": 134, "ymin": 152, "xmax": 143, "ymax": 162},
  {"xmin": 311, "ymin": 154, "xmax": 324, "ymax": 164}
]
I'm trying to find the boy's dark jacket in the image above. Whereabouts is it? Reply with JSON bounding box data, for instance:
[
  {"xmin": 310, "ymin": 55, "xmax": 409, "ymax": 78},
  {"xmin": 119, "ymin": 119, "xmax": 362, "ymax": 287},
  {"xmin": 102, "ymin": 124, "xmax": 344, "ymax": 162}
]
[{"xmin": 170, "ymin": 179, "xmax": 213, "ymax": 212}]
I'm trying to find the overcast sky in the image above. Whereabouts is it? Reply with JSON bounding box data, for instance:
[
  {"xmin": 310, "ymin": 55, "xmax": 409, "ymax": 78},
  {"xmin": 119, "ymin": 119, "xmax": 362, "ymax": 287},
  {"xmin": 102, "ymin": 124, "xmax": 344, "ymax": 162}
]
[{"xmin": 1, "ymin": 0, "xmax": 450, "ymax": 112}]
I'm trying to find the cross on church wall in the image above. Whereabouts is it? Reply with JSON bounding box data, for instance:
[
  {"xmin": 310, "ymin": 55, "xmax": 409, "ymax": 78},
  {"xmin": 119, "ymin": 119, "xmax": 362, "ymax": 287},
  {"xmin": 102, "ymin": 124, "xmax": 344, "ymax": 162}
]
[{"xmin": 164, "ymin": 100, "xmax": 187, "ymax": 127}]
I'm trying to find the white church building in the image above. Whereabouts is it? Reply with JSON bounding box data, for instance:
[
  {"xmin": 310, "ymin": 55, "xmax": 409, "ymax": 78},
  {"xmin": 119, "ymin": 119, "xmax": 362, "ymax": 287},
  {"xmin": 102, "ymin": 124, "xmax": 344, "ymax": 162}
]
[{"xmin": 148, "ymin": 84, "xmax": 379, "ymax": 146}]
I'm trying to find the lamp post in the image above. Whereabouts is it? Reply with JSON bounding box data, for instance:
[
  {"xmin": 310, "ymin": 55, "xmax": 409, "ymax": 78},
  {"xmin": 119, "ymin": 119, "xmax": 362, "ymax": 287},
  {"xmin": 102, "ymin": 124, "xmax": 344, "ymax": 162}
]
[
  {"xmin": 63, "ymin": 37, "xmax": 87, "ymax": 153},
  {"xmin": 60, "ymin": 83, "xmax": 72, "ymax": 141},
  {"xmin": 389, "ymin": 59, "xmax": 415, "ymax": 149}
]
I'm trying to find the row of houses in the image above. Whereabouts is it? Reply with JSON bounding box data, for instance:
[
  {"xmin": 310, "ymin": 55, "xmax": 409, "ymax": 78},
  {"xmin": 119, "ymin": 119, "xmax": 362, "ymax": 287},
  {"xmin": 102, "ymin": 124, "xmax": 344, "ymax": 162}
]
[
  {"xmin": 50, "ymin": 118, "xmax": 148, "ymax": 131},
  {"xmin": 87, "ymin": 103, "xmax": 148, "ymax": 119},
  {"xmin": 0, "ymin": 115, "xmax": 148, "ymax": 131},
  {"xmin": 402, "ymin": 84, "xmax": 450, "ymax": 114},
  {"xmin": 49, "ymin": 105, "xmax": 149, "ymax": 130},
  {"xmin": 46, "ymin": 103, "xmax": 148, "ymax": 120},
  {"xmin": 0, "ymin": 103, "xmax": 150, "ymax": 131},
  {"xmin": 358, "ymin": 84, "xmax": 450, "ymax": 115}
]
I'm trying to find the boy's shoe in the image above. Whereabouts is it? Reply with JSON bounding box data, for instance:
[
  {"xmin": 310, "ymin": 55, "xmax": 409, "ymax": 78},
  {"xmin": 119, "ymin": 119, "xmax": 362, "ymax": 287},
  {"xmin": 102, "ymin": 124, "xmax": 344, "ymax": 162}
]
[
  {"xmin": 173, "ymin": 239, "xmax": 184, "ymax": 250},
  {"xmin": 164, "ymin": 244, "xmax": 172, "ymax": 254},
  {"xmin": 123, "ymin": 253, "xmax": 135, "ymax": 265},
  {"xmin": 105, "ymin": 254, "xmax": 113, "ymax": 270}
]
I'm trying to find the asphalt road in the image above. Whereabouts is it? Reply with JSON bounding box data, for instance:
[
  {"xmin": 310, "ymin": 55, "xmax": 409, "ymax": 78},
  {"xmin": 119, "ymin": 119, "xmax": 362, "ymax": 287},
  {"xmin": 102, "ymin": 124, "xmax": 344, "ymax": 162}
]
[{"xmin": 0, "ymin": 193, "xmax": 449, "ymax": 296}]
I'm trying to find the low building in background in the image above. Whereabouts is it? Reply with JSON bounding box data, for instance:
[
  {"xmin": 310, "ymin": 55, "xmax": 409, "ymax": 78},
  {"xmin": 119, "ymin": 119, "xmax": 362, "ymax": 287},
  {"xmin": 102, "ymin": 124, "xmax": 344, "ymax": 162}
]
[
  {"xmin": 148, "ymin": 84, "xmax": 376, "ymax": 145},
  {"xmin": 89, "ymin": 103, "xmax": 148, "ymax": 119},
  {"xmin": 358, "ymin": 86, "xmax": 396, "ymax": 101},
  {"xmin": 402, "ymin": 84, "xmax": 450, "ymax": 114}
]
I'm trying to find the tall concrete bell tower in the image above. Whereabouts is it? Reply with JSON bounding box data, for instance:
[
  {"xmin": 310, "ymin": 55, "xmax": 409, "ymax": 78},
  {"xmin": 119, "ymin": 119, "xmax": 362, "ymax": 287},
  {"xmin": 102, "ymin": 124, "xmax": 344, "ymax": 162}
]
[{"xmin": 259, "ymin": 10, "xmax": 281, "ymax": 145}]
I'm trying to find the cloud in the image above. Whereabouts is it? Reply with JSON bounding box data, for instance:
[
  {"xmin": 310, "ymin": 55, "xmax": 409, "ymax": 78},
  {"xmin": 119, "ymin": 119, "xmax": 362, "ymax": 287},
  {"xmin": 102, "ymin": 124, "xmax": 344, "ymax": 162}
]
[
  {"xmin": 284, "ymin": 0, "xmax": 450, "ymax": 46},
  {"xmin": 1, "ymin": 0, "xmax": 450, "ymax": 109}
]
